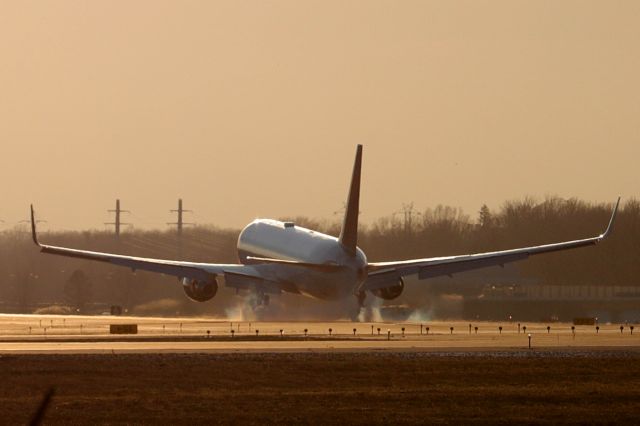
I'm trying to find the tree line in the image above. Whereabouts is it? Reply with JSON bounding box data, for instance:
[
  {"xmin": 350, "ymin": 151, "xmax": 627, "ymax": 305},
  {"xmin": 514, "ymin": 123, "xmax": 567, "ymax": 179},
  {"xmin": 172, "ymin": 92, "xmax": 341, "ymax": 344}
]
[{"xmin": 0, "ymin": 196, "xmax": 637, "ymax": 315}]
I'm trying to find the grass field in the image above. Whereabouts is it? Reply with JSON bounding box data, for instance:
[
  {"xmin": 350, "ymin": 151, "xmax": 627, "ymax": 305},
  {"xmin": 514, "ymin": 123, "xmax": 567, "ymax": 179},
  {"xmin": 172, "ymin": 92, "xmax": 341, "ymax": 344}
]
[{"xmin": 2, "ymin": 351, "xmax": 640, "ymax": 424}]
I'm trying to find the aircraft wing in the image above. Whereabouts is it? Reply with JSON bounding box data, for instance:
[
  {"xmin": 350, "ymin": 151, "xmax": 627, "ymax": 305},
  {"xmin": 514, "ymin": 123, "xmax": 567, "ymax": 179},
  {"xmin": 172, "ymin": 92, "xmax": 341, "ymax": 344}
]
[
  {"xmin": 29, "ymin": 206, "xmax": 266, "ymax": 286},
  {"xmin": 363, "ymin": 198, "xmax": 620, "ymax": 292}
]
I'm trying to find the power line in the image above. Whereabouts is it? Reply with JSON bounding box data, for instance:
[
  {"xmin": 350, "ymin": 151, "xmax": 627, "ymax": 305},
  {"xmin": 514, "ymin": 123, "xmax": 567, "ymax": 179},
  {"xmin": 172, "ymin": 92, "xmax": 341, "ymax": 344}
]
[{"xmin": 19, "ymin": 219, "xmax": 47, "ymax": 225}]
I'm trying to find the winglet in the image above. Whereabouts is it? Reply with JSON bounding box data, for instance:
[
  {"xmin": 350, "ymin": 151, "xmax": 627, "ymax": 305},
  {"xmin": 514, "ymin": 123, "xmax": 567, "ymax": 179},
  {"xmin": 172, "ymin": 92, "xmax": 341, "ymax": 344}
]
[
  {"xmin": 600, "ymin": 197, "xmax": 621, "ymax": 239},
  {"xmin": 30, "ymin": 204, "xmax": 41, "ymax": 246},
  {"xmin": 338, "ymin": 144, "xmax": 362, "ymax": 256}
]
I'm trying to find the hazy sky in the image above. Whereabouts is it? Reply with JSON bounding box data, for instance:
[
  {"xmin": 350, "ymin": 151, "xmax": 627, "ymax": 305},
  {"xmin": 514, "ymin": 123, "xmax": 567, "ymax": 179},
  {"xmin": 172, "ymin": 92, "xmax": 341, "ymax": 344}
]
[{"xmin": 1, "ymin": 1, "xmax": 638, "ymax": 231}]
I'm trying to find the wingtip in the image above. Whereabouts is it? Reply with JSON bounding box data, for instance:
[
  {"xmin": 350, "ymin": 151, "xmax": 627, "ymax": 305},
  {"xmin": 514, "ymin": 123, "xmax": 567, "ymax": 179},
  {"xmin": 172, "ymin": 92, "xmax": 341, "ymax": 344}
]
[
  {"xmin": 600, "ymin": 196, "xmax": 621, "ymax": 239},
  {"xmin": 30, "ymin": 204, "xmax": 40, "ymax": 246}
]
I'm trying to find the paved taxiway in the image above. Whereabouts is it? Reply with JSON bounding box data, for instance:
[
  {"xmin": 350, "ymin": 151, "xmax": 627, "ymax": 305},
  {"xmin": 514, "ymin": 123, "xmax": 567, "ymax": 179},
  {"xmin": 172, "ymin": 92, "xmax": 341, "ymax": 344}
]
[{"xmin": 0, "ymin": 314, "xmax": 638, "ymax": 353}]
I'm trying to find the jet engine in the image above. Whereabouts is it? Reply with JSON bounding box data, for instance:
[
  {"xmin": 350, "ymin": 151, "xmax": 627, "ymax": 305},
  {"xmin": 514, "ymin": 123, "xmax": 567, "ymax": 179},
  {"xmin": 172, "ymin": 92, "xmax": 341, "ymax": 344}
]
[
  {"xmin": 182, "ymin": 277, "xmax": 218, "ymax": 302},
  {"xmin": 370, "ymin": 277, "xmax": 405, "ymax": 300}
]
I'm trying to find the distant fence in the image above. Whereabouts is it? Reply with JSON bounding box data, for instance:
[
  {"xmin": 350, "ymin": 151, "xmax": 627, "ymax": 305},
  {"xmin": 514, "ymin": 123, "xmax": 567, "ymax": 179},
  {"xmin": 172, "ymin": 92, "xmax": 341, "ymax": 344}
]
[
  {"xmin": 109, "ymin": 324, "xmax": 138, "ymax": 334},
  {"xmin": 573, "ymin": 318, "xmax": 596, "ymax": 326}
]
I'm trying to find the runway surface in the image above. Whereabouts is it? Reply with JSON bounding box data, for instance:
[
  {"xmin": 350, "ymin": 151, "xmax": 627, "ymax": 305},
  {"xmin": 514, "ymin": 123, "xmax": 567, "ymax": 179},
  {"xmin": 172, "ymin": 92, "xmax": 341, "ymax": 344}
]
[
  {"xmin": 1, "ymin": 313, "xmax": 638, "ymax": 353},
  {"xmin": 3, "ymin": 314, "xmax": 640, "ymax": 424}
]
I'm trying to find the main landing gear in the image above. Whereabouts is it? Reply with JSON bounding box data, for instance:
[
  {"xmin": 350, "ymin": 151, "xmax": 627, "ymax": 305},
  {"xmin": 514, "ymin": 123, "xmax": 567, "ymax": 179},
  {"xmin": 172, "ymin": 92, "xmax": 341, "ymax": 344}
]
[
  {"xmin": 247, "ymin": 291, "xmax": 273, "ymax": 321},
  {"xmin": 251, "ymin": 291, "xmax": 270, "ymax": 309},
  {"xmin": 349, "ymin": 291, "xmax": 367, "ymax": 322}
]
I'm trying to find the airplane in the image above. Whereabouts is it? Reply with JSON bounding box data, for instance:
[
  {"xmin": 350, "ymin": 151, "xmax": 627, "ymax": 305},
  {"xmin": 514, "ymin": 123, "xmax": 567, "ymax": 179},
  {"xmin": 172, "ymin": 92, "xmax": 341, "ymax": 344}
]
[{"xmin": 30, "ymin": 145, "xmax": 620, "ymax": 319}]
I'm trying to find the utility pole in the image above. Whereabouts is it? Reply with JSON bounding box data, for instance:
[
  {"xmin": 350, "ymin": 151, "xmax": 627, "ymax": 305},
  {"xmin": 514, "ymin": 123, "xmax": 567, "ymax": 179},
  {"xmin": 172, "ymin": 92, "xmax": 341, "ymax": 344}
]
[
  {"xmin": 168, "ymin": 199, "xmax": 193, "ymax": 237},
  {"xmin": 105, "ymin": 199, "xmax": 130, "ymax": 237},
  {"xmin": 404, "ymin": 202, "xmax": 415, "ymax": 233},
  {"xmin": 395, "ymin": 202, "xmax": 420, "ymax": 233}
]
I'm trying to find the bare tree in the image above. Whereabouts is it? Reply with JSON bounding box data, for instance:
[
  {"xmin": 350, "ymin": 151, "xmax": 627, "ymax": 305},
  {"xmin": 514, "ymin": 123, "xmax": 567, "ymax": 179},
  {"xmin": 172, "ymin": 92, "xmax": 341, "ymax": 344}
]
[{"xmin": 64, "ymin": 270, "xmax": 93, "ymax": 313}]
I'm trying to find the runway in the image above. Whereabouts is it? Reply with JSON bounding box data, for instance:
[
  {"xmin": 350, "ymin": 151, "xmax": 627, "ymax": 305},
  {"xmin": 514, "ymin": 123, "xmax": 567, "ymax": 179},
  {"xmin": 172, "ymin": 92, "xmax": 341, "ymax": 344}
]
[
  {"xmin": 1, "ymin": 313, "xmax": 638, "ymax": 353},
  {"xmin": 3, "ymin": 314, "xmax": 640, "ymax": 424}
]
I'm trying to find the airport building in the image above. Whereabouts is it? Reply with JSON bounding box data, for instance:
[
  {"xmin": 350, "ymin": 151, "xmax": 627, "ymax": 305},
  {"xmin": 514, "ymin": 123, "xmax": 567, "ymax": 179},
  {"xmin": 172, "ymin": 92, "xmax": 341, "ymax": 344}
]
[{"xmin": 463, "ymin": 284, "xmax": 640, "ymax": 323}]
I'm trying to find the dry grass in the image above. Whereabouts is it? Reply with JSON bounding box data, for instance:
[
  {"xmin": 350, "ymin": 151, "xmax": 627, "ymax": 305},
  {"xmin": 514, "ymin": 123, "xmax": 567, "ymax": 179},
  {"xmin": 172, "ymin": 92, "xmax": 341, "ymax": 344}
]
[{"xmin": 1, "ymin": 351, "xmax": 640, "ymax": 424}]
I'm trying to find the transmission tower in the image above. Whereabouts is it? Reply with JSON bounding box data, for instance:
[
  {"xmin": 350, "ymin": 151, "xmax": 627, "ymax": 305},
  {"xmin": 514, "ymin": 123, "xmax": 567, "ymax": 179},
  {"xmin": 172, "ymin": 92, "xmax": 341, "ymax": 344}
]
[
  {"xmin": 394, "ymin": 202, "xmax": 421, "ymax": 233},
  {"xmin": 105, "ymin": 199, "xmax": 130, "ymax": 237},
  {"xmin": 168, "ymin": 199, "xmax": 193, "ymax": 237}
]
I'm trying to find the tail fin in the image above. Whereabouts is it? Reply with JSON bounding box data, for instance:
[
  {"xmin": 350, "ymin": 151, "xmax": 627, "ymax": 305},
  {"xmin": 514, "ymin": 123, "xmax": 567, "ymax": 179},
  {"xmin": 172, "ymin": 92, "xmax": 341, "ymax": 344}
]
[{"xmin": 339, "ymin": 145, "xmax": 362, "ymax": 255}]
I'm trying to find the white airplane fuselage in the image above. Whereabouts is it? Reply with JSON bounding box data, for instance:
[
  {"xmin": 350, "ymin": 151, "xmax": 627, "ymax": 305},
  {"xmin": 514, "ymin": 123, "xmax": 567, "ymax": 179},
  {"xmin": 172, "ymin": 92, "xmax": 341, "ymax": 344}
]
[{"xmin": 237, "ymin": 219, "xmax": 368, "ymax": 300}]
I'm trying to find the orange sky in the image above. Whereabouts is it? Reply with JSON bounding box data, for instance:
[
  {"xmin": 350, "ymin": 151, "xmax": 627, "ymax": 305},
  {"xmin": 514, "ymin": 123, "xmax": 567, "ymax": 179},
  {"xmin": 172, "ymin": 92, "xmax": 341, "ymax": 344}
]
[{"xmin": 1, "ymin": 1, "xmax": 638, "ymax": 231}]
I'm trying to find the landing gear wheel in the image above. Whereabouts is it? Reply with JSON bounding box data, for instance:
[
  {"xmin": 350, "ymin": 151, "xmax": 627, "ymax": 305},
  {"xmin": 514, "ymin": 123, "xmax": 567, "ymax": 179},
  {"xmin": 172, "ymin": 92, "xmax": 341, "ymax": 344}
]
[
  {"xmin": 349, "ymin": 292, "xmax": 367, "ymax": 322},
  {"xmin": 250, "ymin": 292, "xmax": 276, "ymax": 321},
  {"xmin": 360, "ymin": 306, "xmax": 375, "ymax": 323},
  {"xmin": 349, "ymin": 306, "xmax": 362, "ymax": 322},
  {"xmin": 250, "ymin": 292, "xmax": 270, "ymax": 309}
]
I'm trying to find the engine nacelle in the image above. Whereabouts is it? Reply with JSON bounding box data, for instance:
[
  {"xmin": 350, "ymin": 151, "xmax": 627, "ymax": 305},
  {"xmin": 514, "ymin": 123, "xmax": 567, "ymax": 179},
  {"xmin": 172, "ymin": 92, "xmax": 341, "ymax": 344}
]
[
  {"xmin": 370, "ymin": 277, "xmax": 405, "ymax": 300},
  {"xmin": 182, "ymin": 277, "xmax": 218, "ymax": 302}
]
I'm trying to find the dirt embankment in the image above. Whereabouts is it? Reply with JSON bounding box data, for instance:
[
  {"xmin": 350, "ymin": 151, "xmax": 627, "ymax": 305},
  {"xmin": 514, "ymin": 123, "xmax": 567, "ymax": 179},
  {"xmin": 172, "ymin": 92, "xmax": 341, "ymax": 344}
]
[{"xmin": 2, "ymin": 351, "xmax": 640, "ymax": 424}]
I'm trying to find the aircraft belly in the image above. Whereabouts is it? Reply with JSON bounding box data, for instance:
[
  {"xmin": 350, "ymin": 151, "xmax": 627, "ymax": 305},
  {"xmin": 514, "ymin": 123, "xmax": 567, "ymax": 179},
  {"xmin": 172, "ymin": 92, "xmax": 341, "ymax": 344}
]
[
  {"xmin": 282, "ymin": 269, "xmax": 354, "ymax": 301},
  {"xmin": 235, "ymin": 258, "xmax": 352, "ymax": 301}
]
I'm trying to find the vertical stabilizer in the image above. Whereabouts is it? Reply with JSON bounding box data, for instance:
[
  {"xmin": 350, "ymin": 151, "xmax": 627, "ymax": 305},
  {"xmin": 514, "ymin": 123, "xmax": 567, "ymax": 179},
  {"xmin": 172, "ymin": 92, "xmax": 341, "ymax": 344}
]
[{"xmin": 339, "ymin": 145, "xmax": 362, "ymax": 255}]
